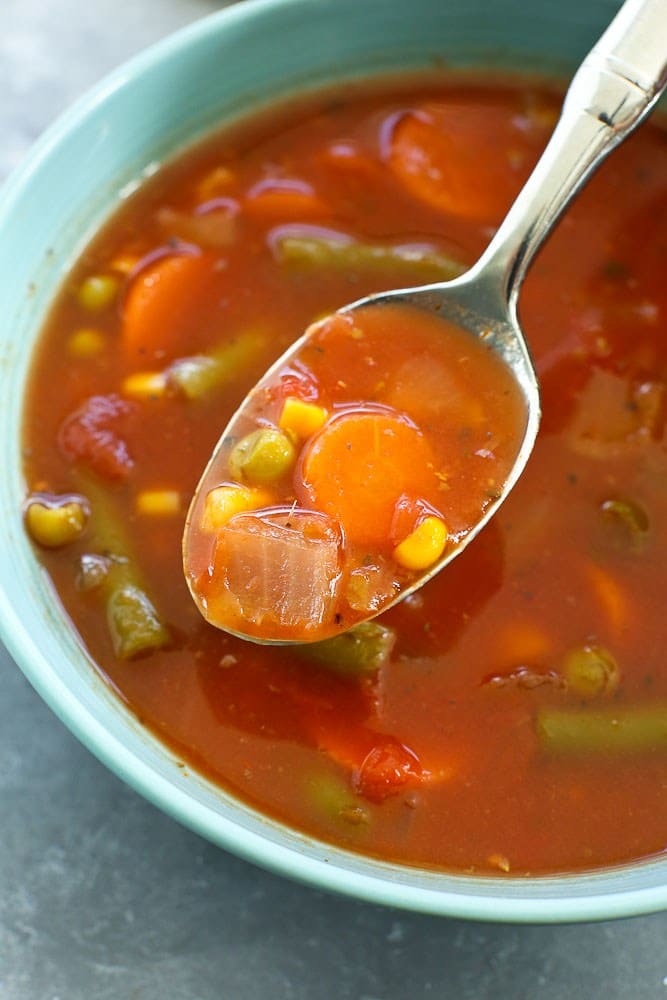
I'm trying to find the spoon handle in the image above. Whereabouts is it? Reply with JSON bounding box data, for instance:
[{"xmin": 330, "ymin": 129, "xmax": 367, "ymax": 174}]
[{"xmin": 473, "ymin": 0, "xmax": 667, "ymax": 314}]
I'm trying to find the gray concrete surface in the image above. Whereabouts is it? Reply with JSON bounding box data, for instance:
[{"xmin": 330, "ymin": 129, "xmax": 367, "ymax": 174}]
[{"xmin": 1, "ymin": 1, "xmax": 667, "ymax": 997}]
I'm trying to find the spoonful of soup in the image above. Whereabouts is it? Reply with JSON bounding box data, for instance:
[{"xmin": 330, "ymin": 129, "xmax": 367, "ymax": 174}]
[{"xmin": 183, "ymin": 0, "xmax": 667, "ymax": 644}]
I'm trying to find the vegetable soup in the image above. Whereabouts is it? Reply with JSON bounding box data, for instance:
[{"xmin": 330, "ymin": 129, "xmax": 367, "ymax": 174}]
[{"xmin": 22, "ymin": 77, "xmax": 667, "ymax": 875}]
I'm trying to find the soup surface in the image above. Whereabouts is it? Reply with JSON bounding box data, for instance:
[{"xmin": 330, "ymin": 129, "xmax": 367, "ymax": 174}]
[{"xmin": 23, "ymin": 76, "xmax": 667, "ymax": 875}]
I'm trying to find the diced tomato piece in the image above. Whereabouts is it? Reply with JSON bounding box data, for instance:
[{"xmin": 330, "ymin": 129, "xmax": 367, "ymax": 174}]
[
  {"xmin": 58, "ymin": 394, "xmax": 136, "ymax": 481},
  {"xmin": 270, "ymin": 365, "xmax": 321, "ymax": 405},
  {"xmin": 352, "ymin": 740, "xmax": 423, "ymax": 803},
  {"xmin": 389, "ymin": 493, "xmax": 443, "ymax": 547}
]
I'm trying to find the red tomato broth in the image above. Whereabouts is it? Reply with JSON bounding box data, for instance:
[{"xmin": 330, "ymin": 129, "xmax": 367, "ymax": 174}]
[{"xmin": 21, "ymin": 75, "xmax": 667, "ymax": 875}]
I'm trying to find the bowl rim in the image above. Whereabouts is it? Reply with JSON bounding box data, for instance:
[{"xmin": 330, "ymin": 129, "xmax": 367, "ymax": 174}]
[{"xmin": 1, "ymin": 0, "xmax": 666, "ymax": 923}]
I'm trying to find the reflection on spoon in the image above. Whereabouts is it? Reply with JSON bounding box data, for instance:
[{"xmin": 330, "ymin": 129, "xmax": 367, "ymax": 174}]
[{"xmin": 184, "ymin": 0, "xmax": 667, "ymax": 644}]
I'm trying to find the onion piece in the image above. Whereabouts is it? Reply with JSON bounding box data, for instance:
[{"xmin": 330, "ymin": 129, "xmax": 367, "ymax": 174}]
[{"xmin": 211, "ymin": 508, "xmax": 343, "ymax": 632}]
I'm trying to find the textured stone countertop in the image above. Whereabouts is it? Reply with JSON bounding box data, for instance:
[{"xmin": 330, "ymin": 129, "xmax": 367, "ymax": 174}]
[{"xmin": 1, "ymin": 2, "xmax": 666, "ymax": 997}]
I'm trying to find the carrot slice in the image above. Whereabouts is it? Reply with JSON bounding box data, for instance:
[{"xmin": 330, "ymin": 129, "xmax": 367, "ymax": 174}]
[
  {"xmin": 388, "ymin": 104, "xmax": 538, "ymax": 222},
  {"xmin": 586, "ymin": 563, "xmax": 633, "ymax": 634},
  {"xmin": 498, "ymin": 622, "xmax": 553, "ymax": 665},
  {"xmin": 316, "ymin": 142, "xmax": 384, "ymax": 188},
  {"xmin": 300, "ymin": 409, "xmax": 440, "ymax": 548},
  {"xmin": 244, "ymin": 179, "xmax": 329, "ymax": 220},
  {"xmin": 122, "ymin": 252, "xmax": 218, "ymax": 364}
]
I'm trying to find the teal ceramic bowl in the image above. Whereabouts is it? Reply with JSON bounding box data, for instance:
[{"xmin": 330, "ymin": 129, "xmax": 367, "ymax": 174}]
[{"xmin": 0, "ymin": 0, "xmax": 665, "ymax": 922}]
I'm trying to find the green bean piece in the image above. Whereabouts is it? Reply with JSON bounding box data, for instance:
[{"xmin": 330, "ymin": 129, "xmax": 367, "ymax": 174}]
[
  {"xmin": 228, "ymin": 427, "xmax": 296, "ymax": 484},
  {"xmin": 275, "ymin": 235, "xmax": 466, "ymax": 283},
  {"xmin": 299, "ymin": 621, "xmax": 396, "ymax": 675},
  {"xmin": 72, "ymin": 472, "xmax": 131, "ymax": 557},
  {"xmin": 599, "ymin": 497, "xmax": 650, "ymax": 551},
  {"xmin": 307, "ymin": 774, "xmax": 370, "ymax": 826},
  {"xmin": 562, "ymin": 644, "xmax": 619, "ymax": 699},
  {"xmin": 106, "ymin": 583, "xmax": 170, "ymax": 659},
  {"xmin": 167, "ymin": 329, "xmax": 267, "ymax": 400},
  {"xmin": 537, "ymin": 705, "xmax": 667, "ymax": 754},
  {"xmin": 73, "ymin": 472, "xmax": 169, "ymax": 659}
]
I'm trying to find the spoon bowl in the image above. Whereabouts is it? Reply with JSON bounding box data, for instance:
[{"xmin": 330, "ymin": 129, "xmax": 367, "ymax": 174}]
[
  {"xmin": 184, "ymin": 0, "xmax": 667, "ymax": 644},
  {"xmin": 332, "ymin": 270, "xmax": 542, "ymax": 589}
]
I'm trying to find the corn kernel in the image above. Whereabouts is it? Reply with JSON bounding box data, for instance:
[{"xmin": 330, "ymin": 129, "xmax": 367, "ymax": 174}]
[
  {"xmin": 136, "ymin": 490, "xmax": 181, "ymax": 516},
  {"xmin": 109, "ymin": 252, "xmax": 140, "ymax": 275},
  {"xmin": 196, "ymin": 165, "xmax": 236, "ymax": 201},
  {"xmin": 488, "ymin": 853, "xmax": 511, "ymax": 873},
  {"xmin": 76, "ymin": 274, "xmax": 119, "ymax": 312},
  {"xmin": 202, "ymin": 484, "xmax": 272, "ymax": 532},
  {"xmin": 278, "ymin": 397, "xmax": 328, "ymax": 439},
  {"xmin": 25, "ymin": 497, "xmax": 88, "ymax": 548},
  {"xmin": 67, "ymin": 327, "xmax": 107, "ymax": 359},
  {"xmin": 122, "ymin": 371, "xmax": 168, "ymax": 401},
  {"xmin": 392, "ymin": 516, "xmax": 448, "ymax": 571}
]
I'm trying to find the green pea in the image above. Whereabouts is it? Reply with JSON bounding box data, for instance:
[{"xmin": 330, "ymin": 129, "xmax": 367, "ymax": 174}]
[
  {"xmin": 562, "ymin": 644, "xmax": 619, "ymax": 699},
  {"xmin": 228, "ymin": 427, "xmax": 296, "ymax": 484},
  {"xmin": 76, "ymin": 274, "xmax": 119, "ymax": 312}
]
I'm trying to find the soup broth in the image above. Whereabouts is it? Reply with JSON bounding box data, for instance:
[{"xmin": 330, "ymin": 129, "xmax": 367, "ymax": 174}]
[{"xmin": 22, "ymin": 76, "xmax": 667, "ymax": 875}]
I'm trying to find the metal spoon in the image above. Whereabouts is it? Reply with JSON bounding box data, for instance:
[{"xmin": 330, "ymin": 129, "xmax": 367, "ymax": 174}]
[{"xmin": 184, "ymin": 0, "xmax": 667, "ymax": 642}]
